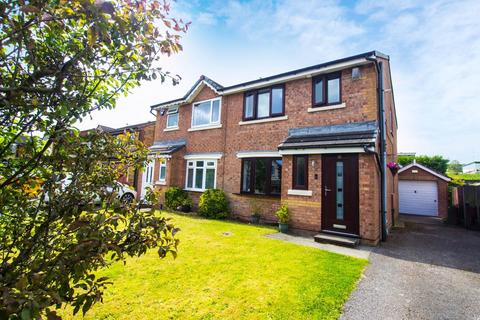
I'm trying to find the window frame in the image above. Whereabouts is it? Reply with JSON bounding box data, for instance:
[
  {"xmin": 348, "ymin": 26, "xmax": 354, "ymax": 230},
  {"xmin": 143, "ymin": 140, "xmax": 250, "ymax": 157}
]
[
  {"xmin": 292, "ymin": 155, "xmax": 308, "ymax": 190},
  {"xmin": 240, "ymin": 157, "xmax": 282, "ymax": 197},
  {"xmin": 243, "ymin": 84, "xmax": 285, "ymax": 121},
  {"xmin": 191, "ymin": 97, "xmax": 222, "ymax": 128},
  {"xmin": 185, "ymin": 159, "xmax": 217, "ymax": 191},
  {"xmin": 166, "ymin": 106, "xmax": 179, "ymax": 128},
  {"xmin": 312, "ymin": 72, "xmax": 342, "ymax": 107},
  {"xmin": 158, "ymin": 158, "xmax": 167, "ymax": 182}
]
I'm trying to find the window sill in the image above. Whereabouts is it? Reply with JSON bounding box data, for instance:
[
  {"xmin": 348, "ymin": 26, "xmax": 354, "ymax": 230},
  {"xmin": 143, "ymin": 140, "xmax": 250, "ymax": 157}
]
[
  {"xmin": 239, "ymin": 115, "xmax": 288, "ymax": 126},
  {"xmin": 287, "ymin": 189, "xmax": 313, "ymax": 196},
  {"xmin": 155, "ymin": 181, "xmax": 167, "ymax": 185},
  {"xmin": 164, "ymin": 127, "xmax": 179, "ymax": 132},
  {"xmin": 184, "ymin": 188, "xmax": 206, "ymax": 193},
  {"xmin": 188, "ymin": 124, "xmax": 222, "ymax": 132},
  {"xmin": 308, "ymin": 103, "xmax": 346, "ymax": 113}
]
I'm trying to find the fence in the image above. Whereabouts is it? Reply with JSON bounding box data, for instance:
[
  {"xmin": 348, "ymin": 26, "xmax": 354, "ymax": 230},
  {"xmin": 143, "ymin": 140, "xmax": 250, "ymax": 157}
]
[{"xmin": 451, "ymin": 185, "xmax": 480, "ymax": 229}]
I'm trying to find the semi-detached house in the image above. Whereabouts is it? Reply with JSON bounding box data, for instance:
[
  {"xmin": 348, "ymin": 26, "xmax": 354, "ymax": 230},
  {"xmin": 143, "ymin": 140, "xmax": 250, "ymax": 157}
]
[{"xmin": 143, "ymin": 51, "xmax": 399, "ymax": 245}]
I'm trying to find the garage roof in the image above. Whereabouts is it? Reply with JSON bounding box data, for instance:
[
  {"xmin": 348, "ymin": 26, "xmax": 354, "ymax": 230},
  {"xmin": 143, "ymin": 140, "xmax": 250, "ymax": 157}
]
[{"xmin": 398, "ymin": 162, "xmax": 451, "ymax": 182}]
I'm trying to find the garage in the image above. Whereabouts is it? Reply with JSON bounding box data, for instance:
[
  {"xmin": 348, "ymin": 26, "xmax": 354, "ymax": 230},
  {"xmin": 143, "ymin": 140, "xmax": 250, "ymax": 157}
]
[{"xmin": 398, "ymin": 161, "xmax": 451, "ymax": 217}]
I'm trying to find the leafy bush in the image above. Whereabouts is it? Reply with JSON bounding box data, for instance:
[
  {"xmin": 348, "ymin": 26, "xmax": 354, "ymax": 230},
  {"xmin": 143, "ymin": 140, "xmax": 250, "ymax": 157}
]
[
  {"xmin": 198, "ymin": 189, "xmax": 229, "ymax": 219},
  {"xmin": 164, "ymin": 187, "xmax": 191, "ymax": 210},
  {"xmin": 398, "ymin": 154, "xmax": 449, "ymax": 174},
  {"xmin": 275, "ymin": 204, "xmax": 290, "ymax": 224}
]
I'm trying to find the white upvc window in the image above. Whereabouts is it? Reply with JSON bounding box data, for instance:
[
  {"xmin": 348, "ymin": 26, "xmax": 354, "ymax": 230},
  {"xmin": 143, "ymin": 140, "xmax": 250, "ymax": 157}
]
[
  {"xmin": 191, "ymin": 98, "xmax": 221, "ymax": 128},
  {"xmin": 158, "ymin": 158, "xmax": 167, "ymax": 182},
  {"xmin": 166, "ymin": 106, "xmax": 179, "ymax": 128},
  {"xmin": 185, "ymin": 159, "xmax": 217, "ymax": 191}
]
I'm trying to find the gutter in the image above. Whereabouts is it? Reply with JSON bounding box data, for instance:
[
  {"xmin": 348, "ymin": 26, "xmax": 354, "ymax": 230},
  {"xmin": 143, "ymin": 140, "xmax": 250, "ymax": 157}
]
[{"xmin": 366, "ymin": 55, "xmax": 388, "ymax": 242}]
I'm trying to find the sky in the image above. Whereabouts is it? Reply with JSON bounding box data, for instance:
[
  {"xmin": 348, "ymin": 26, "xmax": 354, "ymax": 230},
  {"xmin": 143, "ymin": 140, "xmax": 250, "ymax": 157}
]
[{"xmin": 76, "ymin": 0, "xmax": 480, "ymax": 163}]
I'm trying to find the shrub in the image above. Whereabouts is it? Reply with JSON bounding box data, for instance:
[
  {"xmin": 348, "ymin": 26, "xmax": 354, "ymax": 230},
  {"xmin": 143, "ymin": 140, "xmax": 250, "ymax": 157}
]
[
  {"xmin": 198, "ymin": 189, "xmax": 229, "ymax": 219},
  {"xmin": 164, "ymin": 187, "xmax": 191, "ymax": 211},
  {"xmin": 275, "ymin": 204, "xmax": 290, "ymax": 224}
]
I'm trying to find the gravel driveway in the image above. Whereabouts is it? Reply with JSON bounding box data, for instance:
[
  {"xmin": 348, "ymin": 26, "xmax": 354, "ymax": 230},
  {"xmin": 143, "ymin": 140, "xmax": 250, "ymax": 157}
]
[{"xmin": 341, "ymin": 215, "xmax": 480, "ymax": 320}]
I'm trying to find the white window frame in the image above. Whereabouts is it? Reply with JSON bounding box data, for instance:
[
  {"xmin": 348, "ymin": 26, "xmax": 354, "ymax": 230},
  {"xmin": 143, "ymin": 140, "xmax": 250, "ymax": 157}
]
[
  {"xmin": 185, "ymin": 159, "xmax": 217, "ymax": 191},
  {"xmin": 158, "ymin": 158, "xmax": 167, "ymax": 182},
  {"xmin": 190, "ymin": 97, "xmax": 222, "ymax": 129},
  {"xmin": 166, "ymin": 106, "xmax": 179, "ymax": 129}
]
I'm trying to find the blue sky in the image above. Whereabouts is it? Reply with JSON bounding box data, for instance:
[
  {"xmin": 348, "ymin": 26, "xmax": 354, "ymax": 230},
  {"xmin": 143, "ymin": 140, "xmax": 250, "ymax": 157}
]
[{"xmin": 78, "ymin": 0, "xmax": 480, "ymax": 163}]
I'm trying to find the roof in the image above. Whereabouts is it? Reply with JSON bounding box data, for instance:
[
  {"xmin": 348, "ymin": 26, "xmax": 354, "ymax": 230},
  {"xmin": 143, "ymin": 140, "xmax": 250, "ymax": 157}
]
[
  {"xmin": 151, "ymin": 50, "xmax": 389, "ymax": 110},
  {"xmin": 398, "ymin": 162, "xmax": 451, "ymax": 182},
  {"xmin": 463, "ymin": 161, "xmax": 480, "ymax": 166},
  {"xmin": 100, "ymin": 121, "xmax": 155, "ymax": 135},
  {"xmin": 278, "ymin": 121, "xmax": 378, "ymax": 150},
  {"xmin": 149, "ymin": 139, "xmax": 186, "ymax": 155}
]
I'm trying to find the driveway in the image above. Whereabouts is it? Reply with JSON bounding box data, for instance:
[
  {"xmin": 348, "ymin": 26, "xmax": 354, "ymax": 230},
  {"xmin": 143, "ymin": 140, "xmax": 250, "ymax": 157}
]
[{"xmin": 341, "ymin": 215, "xmax": 480, "ymax": 320}]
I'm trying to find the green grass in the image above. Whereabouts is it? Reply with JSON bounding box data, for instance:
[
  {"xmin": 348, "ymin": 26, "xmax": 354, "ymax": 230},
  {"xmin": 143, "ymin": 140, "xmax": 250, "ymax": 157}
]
[{"xmin": 60, "ymin": 212, "xmax": 367, "ymax": 320}]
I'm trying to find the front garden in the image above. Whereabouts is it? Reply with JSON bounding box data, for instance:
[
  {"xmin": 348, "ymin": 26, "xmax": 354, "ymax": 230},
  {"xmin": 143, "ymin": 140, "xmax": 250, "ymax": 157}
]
[{"xmin": 59, "ymin": 212, "xmax": 367, "ymax": 319}]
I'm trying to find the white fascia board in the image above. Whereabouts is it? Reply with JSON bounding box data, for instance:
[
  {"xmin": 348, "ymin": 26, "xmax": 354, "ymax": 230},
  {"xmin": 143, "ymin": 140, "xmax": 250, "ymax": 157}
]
[
  {"xmin": 221, "ymin": 58, "xmax": 369, "ymax": 95},
  {"xmin": 184, "ymin": 153, "xmax": 223, "ymax": 160},
  {"xmin": 152, "ymin": 80, "xmax": 222, "ymax": 110},
  {"xmin": 279, "ymin": 147, "xmax": 365, "ymax": 155},
  {"xmin": 236, "ymin": 151, "xmax": 280, "ymax": 158},
  {"xmin": 398, "ymin": 163, "xmax": 451, "ymax": 182}
]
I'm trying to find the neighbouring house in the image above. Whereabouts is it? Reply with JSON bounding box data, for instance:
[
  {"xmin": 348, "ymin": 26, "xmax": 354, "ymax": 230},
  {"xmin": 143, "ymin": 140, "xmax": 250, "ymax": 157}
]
[
  {"xmin": 81, "ymin": 121, "xmax": 156, "ymax": 197},
  {"xmin": 462, "ymin": 161, "xmax": 480, "ymax": 174},
  {"xmin": 398, "ymin": 161, "xmax": 451, "ymax": 218},
  {"xmin": 146, "ymin": 51, "xmax": 398, "ymax": 245}
]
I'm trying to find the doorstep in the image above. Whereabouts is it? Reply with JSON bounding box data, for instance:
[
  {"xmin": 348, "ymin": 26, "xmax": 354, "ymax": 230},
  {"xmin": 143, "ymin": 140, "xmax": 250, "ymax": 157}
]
[{"xmin": 265, "ymin": 232, "xmax": 371, "ymax": 260}]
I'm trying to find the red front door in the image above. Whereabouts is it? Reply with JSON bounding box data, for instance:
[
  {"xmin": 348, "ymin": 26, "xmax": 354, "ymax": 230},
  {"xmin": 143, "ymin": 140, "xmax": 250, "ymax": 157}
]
[{"xmin": 322, "ymin": 154, "xmax": 359, "ymax": 235}]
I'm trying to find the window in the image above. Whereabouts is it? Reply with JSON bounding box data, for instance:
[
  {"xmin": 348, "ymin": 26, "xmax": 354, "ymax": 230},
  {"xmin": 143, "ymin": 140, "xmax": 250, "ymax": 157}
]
[
  {"xmin": 241, "ymin": 158, "xmax": 282, "ymax": 196},
  {"xmin": 312, "ymin": 72, "xmax": 341, "ymax": 106},
  {"xmin": 166, "ymin": 107, "xmax": 179, "ymax": 128},
  {"xmin": 243, "ymin": 85, "xmax": 284, "ymax": 121},
  {"xmin": 185, "ymin": 159, "xmax": 216, "ymax": 191},
  {"xmin": 159, "ymin": 158, "xmax": 167, "ymax": 182},
  {"xmin": 293, "ymin": 155, "xmax": 308, "ymax": 190},
  {"xmin": 191, "ymin": 98, "xmax": 221, "ymax": 128}
]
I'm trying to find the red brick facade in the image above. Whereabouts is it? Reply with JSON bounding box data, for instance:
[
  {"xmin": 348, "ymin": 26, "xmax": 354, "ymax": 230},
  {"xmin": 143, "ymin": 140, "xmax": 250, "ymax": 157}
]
[{"xmin": 147, "ymin": 56, "xmax": 398, "ymax": 245}]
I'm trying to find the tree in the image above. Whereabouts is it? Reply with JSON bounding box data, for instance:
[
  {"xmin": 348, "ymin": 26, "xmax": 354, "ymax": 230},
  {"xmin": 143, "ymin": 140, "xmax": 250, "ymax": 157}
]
[
  {"xmin": 447, "ymin": 160, "xmax": 463, "ymax": 174},
  {"xmin": 0, "ymin": 1, "xmax": 188, "ymax": 318},
  {"xmin": 398, "ymin": 154, "xmax": 449, "ymax": 174}
]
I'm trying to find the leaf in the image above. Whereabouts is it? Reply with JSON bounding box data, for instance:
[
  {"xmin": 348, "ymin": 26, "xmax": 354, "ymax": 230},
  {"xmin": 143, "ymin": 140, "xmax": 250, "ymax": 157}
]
[
  {"xmin": 21, "ymin": 5, "xmax": 40, "ymax": 13},
  {"xmin": 20, "ymin": 308, "xmax": 32, "ymax": 320}
]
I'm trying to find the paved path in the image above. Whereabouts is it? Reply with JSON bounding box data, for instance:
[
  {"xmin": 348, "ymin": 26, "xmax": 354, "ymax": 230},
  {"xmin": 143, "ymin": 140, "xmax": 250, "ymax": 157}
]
[{"xmin": 341, "ymin": 215, "xmax": 480, "ymax": 320}]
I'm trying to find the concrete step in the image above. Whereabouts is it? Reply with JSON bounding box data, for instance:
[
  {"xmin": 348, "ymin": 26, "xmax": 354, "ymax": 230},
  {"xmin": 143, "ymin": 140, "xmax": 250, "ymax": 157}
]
[{"xmin": 314, "ymin": 233, "xmax": 360, "ymax": 248}]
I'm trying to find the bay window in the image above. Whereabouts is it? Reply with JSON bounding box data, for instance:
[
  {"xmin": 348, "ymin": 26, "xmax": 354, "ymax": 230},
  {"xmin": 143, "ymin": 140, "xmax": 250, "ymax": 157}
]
[
  {"xmin": 241, "ymin": 158, "xmax": 282, "ymax": 196},
  {"xmin": 313, "ymin": 72, "xmax": 341, "ymax": 107},
  {"xmin": 243, "ymin": 85, "xmax": 284, "ymax": 121},
  {"xmin": 185, "ymin": 159, "xmax": 216, "ymax": 191},
  {"xmin": 191, "ymin": 98, "xmax": 221, "ymax": 128}
]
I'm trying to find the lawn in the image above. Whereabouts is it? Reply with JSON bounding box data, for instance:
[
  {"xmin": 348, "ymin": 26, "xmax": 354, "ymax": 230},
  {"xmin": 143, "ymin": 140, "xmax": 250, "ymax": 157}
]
[{"xmin": 59, "ymin": 212, "xmax": 367, "ymax": 320}]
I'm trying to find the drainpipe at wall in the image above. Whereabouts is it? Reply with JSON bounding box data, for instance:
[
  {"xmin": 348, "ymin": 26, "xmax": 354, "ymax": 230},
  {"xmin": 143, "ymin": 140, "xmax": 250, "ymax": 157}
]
[{"xmin": 367, "ymin": 55, "xmax": 388, "ymax": 241}]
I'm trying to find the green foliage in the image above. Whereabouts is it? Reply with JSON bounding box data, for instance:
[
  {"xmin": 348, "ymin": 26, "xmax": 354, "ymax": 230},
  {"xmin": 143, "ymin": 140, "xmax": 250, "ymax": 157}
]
[
  {"xmin": 198, "ymin": 189, "xmax": 229, "ymax": 219},
  {"xmin": 0, "ymin": 0, "xmax": 188, "ymax": 318},
  {"xmin": 164, "ymin": 187, "xmax": 192, "ymax": 210},
  {"xmin": 447, "ymin": 160, "xmax": 463, "ymax": 174},
  {"xmin": 275, "ymin": 205, "xmax": 290, "ymax": 224},
  {"xmin": 398, "ymin": 154, "xmax": 449, "ymax": 174},
  {"xmin": 249, "ymin": 198, "xmax": 262, "ymax": 218},
  {"xmin": 448, "ymin": 173, "xmax": 480, "ymax": 182}
]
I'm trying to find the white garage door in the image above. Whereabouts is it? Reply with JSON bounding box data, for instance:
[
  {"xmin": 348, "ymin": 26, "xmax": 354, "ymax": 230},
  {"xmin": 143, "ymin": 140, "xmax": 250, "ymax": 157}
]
[{"xmin": 399, "ymin": 180, "xmax": 438, "ymax": 216}]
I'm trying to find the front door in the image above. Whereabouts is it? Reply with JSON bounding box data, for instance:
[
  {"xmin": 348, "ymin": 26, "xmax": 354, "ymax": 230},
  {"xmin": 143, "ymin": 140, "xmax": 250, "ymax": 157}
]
[
  {"xmin": 322, "ymin": 154, "xmax": 359, "ymax": 235},
  {"xmin": 141, "ymin": 160, "xmax": 155, "ymax": 199}
]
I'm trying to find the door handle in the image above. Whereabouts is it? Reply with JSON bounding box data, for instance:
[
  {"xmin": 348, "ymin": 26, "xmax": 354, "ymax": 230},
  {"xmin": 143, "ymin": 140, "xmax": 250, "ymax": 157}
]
[{"xmin": 324, "ymin": 187, "xmax": 331, "ymax": 196}]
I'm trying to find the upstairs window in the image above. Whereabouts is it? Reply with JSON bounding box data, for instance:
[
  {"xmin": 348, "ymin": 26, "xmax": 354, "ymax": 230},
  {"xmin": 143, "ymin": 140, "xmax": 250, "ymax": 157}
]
[
  {"xmin": 192, "ymin": 98, "xmax": 221, "ymax": 128},
  {"xmin": 241, "ymin": 158, "xmax": 282, "ymax": 196},
  {"xmin": 243, "ymin": 85, "xmax": 284, "ymax": 121},
  {"xmin": 313, "ymin": 72, "xmax": 341, "ymax": 107},
  {"xmin": 166, "ymin": 107, "xmax": 179, "ymax": 128}
]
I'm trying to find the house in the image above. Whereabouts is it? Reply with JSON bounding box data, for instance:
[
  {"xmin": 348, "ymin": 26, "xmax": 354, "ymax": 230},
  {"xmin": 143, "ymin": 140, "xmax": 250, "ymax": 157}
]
[
  {"xmin": 81, "ymin": 121, "xmax": 156, "ymax": 197},
  {"xmin": 462, "ymin": 161, "xmax": 480, "ymax": 174},
  {"xmin": 146, "ymin": 51, "xmax": 398, "ymax": 245},
  {"xmin": 398, "ymin": 161, "xmax": 451, "ymax": 218}
]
